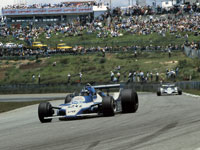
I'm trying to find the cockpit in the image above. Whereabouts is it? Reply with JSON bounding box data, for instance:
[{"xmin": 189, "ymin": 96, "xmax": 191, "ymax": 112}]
[
  {"xmin": 80, "ymin": 84, "xmax": 96, "ymax": 97},
  {"xmin": 162, "ymin": 85, "xmax": 175, "ymax": 89},
  {"xmin": 81, "ymin": 89, "xmax": 90, "ymax": 96}
]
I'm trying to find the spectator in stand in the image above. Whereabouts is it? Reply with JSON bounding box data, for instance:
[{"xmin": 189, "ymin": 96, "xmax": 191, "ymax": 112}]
[
  {"xmin": 133, "ymin": 71, "xmax": 136, "ymax": 82},
  {"xmin": 168, "ymin": 49, "xmax": 171, "ymax": 58},
  {"xmin": 67, "ymin": 73, "xmax": 71, "ymax": 83},
  {"xmin": 32, "ymin": 74, "xmax": 35, "ymax": 82},
  {"xmin": 137, "ymin": 71, "xmax": 140, "ymax": 82},
  {"xmin": 113, "ymin": 76, "xmax": 118, "ymax": 82},
  {"xmin": 79, "ymin": 72, "xmax": 82, "ymax": 83},
  {"xmin": 134, "ymin": 51, "xmax": 137, "ymax": 58},
  {"xmin": 38, "ymin": 73, "xmax": 41, "ymax": 84},
  {"xmin": 146, "ymin": 72, "xmax": 149, "ymax": 82},
  {"xmin": 117, "ymin": 72, "xmax": 120, "ymax": 82},
  {"xmin": 110, "ymin": 71, "xmax": 114, "ymax": 82},
  {"xmin": 175, "ymin": 67, "xmax": 179, "ymax": 77},
  {"xmin": 128, "ymin": 72, "xmax": 132, "ymax": 83},
  {"xmin": 52, "ymin": 61, "xmax": 56, "ymax": 66},
  {"xmin": 139, "ymin": 70, "xmax": 144, "ymax": 82},
  {"xmin": 150, "ymin": 72, "xmax": 153, "ymax": 82},
  {"xmin": 156, "ymin": 72, "xmax": 159, "ymax": 82},
  {"xmin": 117, "ymin": 65, "xmax": 121, "ymax": 71},
  {"xmin": 102, "ymin": 48, "xmax": 105, "ymax": 57}
]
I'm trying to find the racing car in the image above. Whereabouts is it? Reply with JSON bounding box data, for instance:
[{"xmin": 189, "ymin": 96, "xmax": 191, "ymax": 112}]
[
  {"xmin": 157, "ymin": 84, "xmax": 182, "ymax": 96},
  {"xmin": 38, "ymin": 84, "xmax": 139, "ymax": 123}
]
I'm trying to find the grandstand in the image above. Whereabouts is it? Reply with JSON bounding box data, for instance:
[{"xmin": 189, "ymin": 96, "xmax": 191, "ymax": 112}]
[{"xmin": 2, "ymin": 0, "xmax": 107, "ymax": 27}]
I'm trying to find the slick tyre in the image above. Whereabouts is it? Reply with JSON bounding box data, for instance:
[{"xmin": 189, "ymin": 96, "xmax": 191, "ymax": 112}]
[
  {"xmin": 157, "ymin": 91, "xmax": 161, "ymax": 96},
  {"xmin": 38, "ymin": 102, "xmax": 53, "ymax": 123},
  {"xmin": 102, "ymin": 97, "xmax": 115, "ymax": 116},
  {"xmin": 178, "ymin": 89, "xmax": 182, "ymax": 95},
  {"xmin": 64, "ymin": 94, "xmax": 73, "ymax": 104},
  {"xmin": 121, "ymin": 89, "xmax": 139, "ymax": 113}
]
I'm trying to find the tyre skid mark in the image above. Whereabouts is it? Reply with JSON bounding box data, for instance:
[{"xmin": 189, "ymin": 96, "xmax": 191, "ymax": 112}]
[
  {"xmin": 110, "ymin": 122, "xmax": 178, "ymax": 150},
  {"xmin": 134, "ymin": 124, "xmax": 200, "ymax": 150},
  {"xmin": 86, "ymin": 141, "xmax": 100, "ymax": 150}
]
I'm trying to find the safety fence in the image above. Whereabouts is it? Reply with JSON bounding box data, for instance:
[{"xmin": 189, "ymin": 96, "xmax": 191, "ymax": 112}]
[
  {"xmin": 0, "ymin": 81, "xmax": 200, "ymax": 94},
  {"xmin": 184, "ymin": 46, "xmax": 200, "ymax": 59},
  {"xmin": 127, "ymin": 81, "xmax": 200, "ymax": 92},
  {"xmin": 0, "ymin": 83, "xmax": 82, "ymax": 94}
]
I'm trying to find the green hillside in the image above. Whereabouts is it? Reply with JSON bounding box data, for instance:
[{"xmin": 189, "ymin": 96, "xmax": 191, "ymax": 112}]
[
  {"xmin": 0, "ymin": 51, "xmax": 199, "ymax": 84},
  {"xmin": 0, "ymin": 30, "xmax": 199, "ymax": 48}
]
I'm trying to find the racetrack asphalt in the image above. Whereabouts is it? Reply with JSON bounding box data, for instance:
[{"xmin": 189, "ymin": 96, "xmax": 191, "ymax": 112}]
[
  {"xmin": 0, "ymin": 93, "xmax": 200, "ymax": 150},
  {"xmin": 0, "ymin": 93, "xmax": 67, "ymax": 102}
]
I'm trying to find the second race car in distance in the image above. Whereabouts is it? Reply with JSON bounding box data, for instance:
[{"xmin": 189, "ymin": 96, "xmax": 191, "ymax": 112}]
[
  {"xmin": 157, "ymin": 84, "xmax": 182, "ymax": 96},
  {"xmin": 38, "ymin": 84, "xmax": 139, "ymax": 123}
]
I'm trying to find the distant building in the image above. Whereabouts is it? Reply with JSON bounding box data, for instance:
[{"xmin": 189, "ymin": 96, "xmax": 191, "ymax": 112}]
[{"xmin": 2, "ymin": 1, "xmax": 107, "ymax": 27}]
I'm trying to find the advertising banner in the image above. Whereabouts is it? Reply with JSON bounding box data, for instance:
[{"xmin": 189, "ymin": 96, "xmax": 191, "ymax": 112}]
[{"xmin": 2, "ymin": 7, "xmax": 93, "ymax": 16}]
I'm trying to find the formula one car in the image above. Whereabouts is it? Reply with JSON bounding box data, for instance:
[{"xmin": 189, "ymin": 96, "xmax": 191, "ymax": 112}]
[
  {"xmin": 157, "ymin": 84, "xmax": 182, "ymax": 96},
  {"xmin": 38, "ymin": 84, "xmax": 139, "ymax": 123}
]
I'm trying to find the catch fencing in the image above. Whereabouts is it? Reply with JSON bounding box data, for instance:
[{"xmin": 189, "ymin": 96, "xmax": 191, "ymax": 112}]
[
  {"xmin": 126, "ymin": 81, "xmax": 200, "ymax": 92},
  {"xmin": 184, "ymin": 46, "xmax": 200, "ymax": 59},
  {"xmin": 0, "ymin": 81, "xmax": 200, "ymax": 94}
]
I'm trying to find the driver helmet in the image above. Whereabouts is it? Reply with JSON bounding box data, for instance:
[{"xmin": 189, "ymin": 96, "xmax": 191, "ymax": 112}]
[
  {"xmin": 81, "ymin": 89, "xmax": 90, "ymax": 96},
  {"xmin": 86, "ymin": 83, "xmax": 91, "ymax": 87}
]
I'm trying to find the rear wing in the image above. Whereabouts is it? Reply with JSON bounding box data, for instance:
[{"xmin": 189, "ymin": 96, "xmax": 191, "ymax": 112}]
[{"xmin": 93, "ymin": 84, "xmax": 121, "ymax": 90}]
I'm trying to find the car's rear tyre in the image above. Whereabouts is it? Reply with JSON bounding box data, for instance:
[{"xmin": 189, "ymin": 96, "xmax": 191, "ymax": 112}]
[
  {"xmin": 157, "ymin": 91, "xmax": 161, "ymax": 96},
  {"xmin": 178, "ymin": 89, "xmax": 182, "ymax": 95},
  {"xmin": 38, "ymin": 102, "xmax": 53, "ymax": 123},
  {"xmin": 121, "ymin": 89, "xmax": 139, "ymax": 113},
  {"xmin": 64, "ymin": 94, "xmax": 73, "ymax": 104},
  {"xmin": 102, "ymin": 97, "xmax": 115, "ymax": 116}
]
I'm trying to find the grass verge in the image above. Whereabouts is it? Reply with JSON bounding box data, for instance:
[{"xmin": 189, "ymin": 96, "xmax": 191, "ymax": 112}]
[
  {"xmin": 0, "ymin": 101, "xmax": 43, "ymax": 113},
  {"xmin": 184, "ymin": 89, "xmax": 200, "ymax": 96}
]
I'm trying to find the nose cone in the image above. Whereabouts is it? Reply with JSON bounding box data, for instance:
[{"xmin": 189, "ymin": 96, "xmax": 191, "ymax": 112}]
[
  {"xmin": 167, "ymin": 88, "xmax": 172, "ymax": 94},
  {"xmin": 72, "ymin": 96, "xmax": 85, "ymax": 102}
]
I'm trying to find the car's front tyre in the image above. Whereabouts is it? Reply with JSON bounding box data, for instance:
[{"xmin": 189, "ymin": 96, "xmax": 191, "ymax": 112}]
[
  {"xmin": 157, "ymin": 91, "xmax": 161, "ymax": 96},
  {"xmin": 102, "ymin": 97, "xmax": 115, "ymax": 116},
  {"xmin": 120, "ymin": 89, "xmax": 139, "ymax": 113},
  {"xmin": 178, "ymin": 89, "xmax": 182, "ymax": 95},
  {"xmin": 38, "ymin": 102, "xmax": 53, "ymax": 123},
  {"xmin": 64, "ymin": 94, "xmax": 73, "ymax": 104}
]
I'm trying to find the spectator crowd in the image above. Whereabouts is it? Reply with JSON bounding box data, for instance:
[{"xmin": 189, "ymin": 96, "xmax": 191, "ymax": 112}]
[
  {"xmin": 109, "ymin": 65, "xmax": 180, "ymax": 84},
  {"xmin": 1, "ymin": 2, "xmax": 199, "ymax": 84},
  {"xmin": 0, "ymin": 2, "xmax": 200, "ymax": 57}
]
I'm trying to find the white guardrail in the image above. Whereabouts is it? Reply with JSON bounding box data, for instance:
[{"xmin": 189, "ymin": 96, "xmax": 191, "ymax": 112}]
[{"xmin": 184, "ymin": 46, "xmax": 200, "ymax": 58}]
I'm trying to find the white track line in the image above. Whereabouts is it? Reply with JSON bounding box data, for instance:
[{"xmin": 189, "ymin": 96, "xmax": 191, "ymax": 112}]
[{"xmin": 183, "ymin": 92, "xmax": 200, "ymax": 98}]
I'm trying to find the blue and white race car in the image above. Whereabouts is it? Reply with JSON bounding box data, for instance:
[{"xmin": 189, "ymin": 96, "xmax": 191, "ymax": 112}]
[
  {"xmin": 157, "ymin": 84, "xmax": 182, "ymax": 96},
  {"xmin": 38, "ymin": 84, "xmax": 139, "ymax": 123}
]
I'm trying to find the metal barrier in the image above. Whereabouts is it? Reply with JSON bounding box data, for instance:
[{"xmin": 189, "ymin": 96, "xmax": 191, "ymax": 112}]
[
  {"xmin": 0, "ymin": 83, "xmax": 83, "ymax": 94},
  {"xmin": 0, "ymin": 81, "xmax": 199, "ymax": 94},
  {"xmin": 184, "ymin": 46, "xmax": 200, "ymax": 58},
  {"xmin": 176, "ymin": 81, "xmax": 200, "ymax": 90}
]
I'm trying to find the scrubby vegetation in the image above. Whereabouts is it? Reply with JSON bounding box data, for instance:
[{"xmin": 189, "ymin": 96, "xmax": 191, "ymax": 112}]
[{"xmin": 0, "ymin": 51, "xmax": 200, "ymax": 85}]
